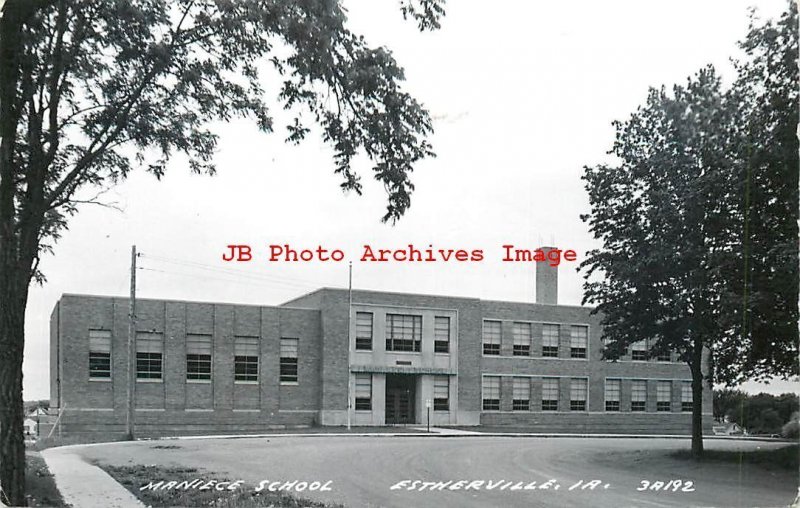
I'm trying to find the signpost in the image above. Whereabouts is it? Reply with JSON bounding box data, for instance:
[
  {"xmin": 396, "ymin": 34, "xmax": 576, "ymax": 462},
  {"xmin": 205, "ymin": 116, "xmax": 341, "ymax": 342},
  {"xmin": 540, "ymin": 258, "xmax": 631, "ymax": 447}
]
[{"xmin": 425, "ymin": 398, "xmax": 431, "ymax": 433}]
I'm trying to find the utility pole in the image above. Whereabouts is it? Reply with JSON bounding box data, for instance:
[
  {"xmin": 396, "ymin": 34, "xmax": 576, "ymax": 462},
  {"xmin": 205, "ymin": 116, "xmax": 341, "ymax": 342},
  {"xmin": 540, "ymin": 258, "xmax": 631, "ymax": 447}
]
[
  {"xmin": 126, "ymin": 245, "xmax": 137, "ymax": 440},
  {"xmin": 346, "ymin": 261, "xmax": 352, "ymax": 431}
]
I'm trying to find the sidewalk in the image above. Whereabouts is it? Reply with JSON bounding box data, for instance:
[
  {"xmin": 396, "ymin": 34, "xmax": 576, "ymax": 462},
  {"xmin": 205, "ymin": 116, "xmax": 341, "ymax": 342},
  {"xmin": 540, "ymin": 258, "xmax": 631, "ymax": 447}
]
[{"xmin": 41, "ymin": 447, "xmax": 143, "ymax": 508}]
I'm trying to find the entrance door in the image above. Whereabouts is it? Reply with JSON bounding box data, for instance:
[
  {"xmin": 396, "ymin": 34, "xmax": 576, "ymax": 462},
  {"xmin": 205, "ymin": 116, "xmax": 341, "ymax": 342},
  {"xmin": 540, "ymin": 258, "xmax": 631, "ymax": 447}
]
[{"xmin": 385, "ymin": 374, "xmax": 416, "ymax": 424}]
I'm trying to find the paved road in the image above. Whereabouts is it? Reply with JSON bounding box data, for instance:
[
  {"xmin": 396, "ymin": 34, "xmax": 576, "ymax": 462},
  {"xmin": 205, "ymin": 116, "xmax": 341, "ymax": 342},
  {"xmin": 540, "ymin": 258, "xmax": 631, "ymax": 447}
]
[{"xmin": 74, "ymin": 436, "xmax": 798, "ymax": 508}]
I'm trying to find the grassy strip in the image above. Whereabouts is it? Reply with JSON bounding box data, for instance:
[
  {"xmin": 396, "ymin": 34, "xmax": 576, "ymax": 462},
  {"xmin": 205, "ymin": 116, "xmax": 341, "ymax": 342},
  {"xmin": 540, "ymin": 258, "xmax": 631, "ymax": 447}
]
[
  {"xmin": 671, "ymin": 444, "xmax": 799, "ymax": 471},
  {"xmin": 25, "ymin": 452, "xmax": 69, "ymax": 507},
  {"xmin": 102, "ymin": 464, "xmax": 344, "ymax": 508}
]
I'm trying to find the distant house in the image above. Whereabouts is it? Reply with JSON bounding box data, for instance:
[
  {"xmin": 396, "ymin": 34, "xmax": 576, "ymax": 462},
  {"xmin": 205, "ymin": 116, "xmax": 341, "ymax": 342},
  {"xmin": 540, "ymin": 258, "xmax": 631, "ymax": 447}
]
[
  {"xmin": 23, "ymin": 418, "xmax": 37, "ymax": 437},
  {"xmin": 712, "ymin": 422, "xmax": 746, "ymax": 435}
]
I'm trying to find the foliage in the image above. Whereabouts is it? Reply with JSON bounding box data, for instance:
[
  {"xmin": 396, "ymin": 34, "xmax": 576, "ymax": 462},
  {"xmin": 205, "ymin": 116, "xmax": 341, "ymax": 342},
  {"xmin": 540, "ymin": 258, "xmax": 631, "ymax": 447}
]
[
  {"xmin": 782, "ymin": 412, "xmax": 799, "ymax": 439},
  {"xmin": 580, "ymin": 2, "xmax": 799, "ymax": 456},
  {"xmin": 0, "ymin": 1, "xmax": 445, "ymax": 504},
  {"xmin": 713, "ymin": 389, "xmax": 799, "ymax": 435}
]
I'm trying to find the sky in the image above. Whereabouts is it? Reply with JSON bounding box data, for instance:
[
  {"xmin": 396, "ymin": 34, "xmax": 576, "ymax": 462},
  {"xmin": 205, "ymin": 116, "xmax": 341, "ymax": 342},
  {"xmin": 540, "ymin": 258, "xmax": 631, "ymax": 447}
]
[{"xmin": 22, "ymin": 0, "xmax": 797, "ymax": 400}]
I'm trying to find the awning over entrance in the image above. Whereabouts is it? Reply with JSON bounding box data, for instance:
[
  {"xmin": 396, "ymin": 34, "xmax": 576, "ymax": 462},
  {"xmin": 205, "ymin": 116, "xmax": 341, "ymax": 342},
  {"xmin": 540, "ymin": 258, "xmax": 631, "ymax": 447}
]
[{"xmin": 350, "ymin": 364, "xmax": 456, "ymax": 376}]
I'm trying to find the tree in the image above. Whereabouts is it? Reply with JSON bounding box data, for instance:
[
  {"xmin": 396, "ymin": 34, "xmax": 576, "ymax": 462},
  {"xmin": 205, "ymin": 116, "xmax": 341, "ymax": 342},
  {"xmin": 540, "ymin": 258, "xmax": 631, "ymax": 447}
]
[
  {"xmin": 712, "ymin": 2, "xmax": 799, "ymax": 386},
  {"xmin": 0, "ymin": 0, "xmax": 445, "ymax": 504},
  {"xmin": 581, "ymin": 66, "xmax": 735, "ymax": 459},
  {"xmin": 580, "ymin": 3, "xmax": 798, "ymax": 459}
]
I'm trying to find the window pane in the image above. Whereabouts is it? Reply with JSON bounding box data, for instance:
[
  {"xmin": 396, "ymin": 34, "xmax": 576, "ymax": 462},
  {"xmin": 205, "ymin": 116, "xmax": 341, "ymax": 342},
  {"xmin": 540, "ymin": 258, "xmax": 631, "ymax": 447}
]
[
  {"xmin": 89, "ymin": 330, "xmax": 111, "ymax": 353},
  {"xmin": 434, "ymin": 316, "xmax": 450, "ymax": 353},
  {"xmin": 280, "ymin": 338, "xmax": 299, "ymax": 383},
  {"xmin": 483, "ymin": 320, "xmax": 501, "ymax": 355},
  {"xmin": 631, "ymin": 380, "xmax": 646, "ymax": 411},
  {"xmin": 513, "ymin": 322, "xmax": 531, "ymax": 356},
  {"xmin": 482, "ymin": 376, "xmax": 500, "ymax": 410},
  {"xmin": 434, "ymin": 376, "xmax": 449, "ymax": 411},
  {"xmin": 356, "ymin": 312, "xmax": 373, "ymax": 350},
  {"xmin": 386, "ymin": 314, "xmax": 422, "ymax": 352},
  {"xmin": 542, "ymin": 324, "xmax": 559, "ymax": 357},
  {"xmin": 542, "ymin": 377, "xmax": 559, "ymax": 410},
  {"xmin": 605, "ymin": 378, "xmax": 620, "ymax": 411}
]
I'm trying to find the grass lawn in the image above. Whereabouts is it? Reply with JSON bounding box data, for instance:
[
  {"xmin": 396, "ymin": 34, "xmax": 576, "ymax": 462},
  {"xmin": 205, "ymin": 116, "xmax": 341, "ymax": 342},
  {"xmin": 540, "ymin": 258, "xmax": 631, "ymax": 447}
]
[
  {"xmin": 25, "ymin": 452, "xmax": 68, "ymax": 507},
  {"xmin": 671, "ymin": 444, "xmax": 799, "ymax": 471},
  {"xmin": 102, "ymin": 464, "xmax": 344, "ymax": 508}
]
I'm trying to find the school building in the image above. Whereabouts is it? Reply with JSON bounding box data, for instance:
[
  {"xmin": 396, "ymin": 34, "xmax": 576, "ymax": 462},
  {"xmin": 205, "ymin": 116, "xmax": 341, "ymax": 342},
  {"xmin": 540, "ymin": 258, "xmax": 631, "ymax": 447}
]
[{"xmin": 48, "ymin": 251, "xmax": 712, "ymax": 437}]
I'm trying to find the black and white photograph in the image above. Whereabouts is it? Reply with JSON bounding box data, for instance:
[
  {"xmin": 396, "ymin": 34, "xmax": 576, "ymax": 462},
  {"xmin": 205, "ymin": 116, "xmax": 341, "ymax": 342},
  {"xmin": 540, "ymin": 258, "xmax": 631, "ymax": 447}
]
[{"xmin": 0, "ymin": 0, "xmax": 798, "ymax": 507}]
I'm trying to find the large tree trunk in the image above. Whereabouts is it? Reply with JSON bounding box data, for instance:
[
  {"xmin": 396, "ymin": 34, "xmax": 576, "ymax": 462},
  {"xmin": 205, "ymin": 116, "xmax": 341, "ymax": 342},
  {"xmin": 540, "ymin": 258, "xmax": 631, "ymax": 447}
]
[
  {"xmin": 0, "ymin": 283, "xmax": 27, "ymax": 507},
  {"xmin": 690, "ymin": 338, "xmax": 704, "ymax": 458}
]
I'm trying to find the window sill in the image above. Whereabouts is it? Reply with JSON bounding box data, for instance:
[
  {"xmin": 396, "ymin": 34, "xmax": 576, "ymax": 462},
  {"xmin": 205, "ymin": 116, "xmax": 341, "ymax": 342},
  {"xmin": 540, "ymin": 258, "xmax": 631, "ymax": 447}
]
[
  {"xmin": 234, "ymin": 380, "xmax": 259, "ymax": 385},
  {"xmin": 136, "ymin": 378, "xmax": 163, "ymax": 383},
  {"xmin": 186, "ymin": 379, "xmax": 211, "ymax": 384},
  {"xmin": 280, "ymin": 381, "xmax": 299, "ymax": 386},
  {"xmin": 88, "ymin": 377, "xmax": 112, "ymax": 382}
]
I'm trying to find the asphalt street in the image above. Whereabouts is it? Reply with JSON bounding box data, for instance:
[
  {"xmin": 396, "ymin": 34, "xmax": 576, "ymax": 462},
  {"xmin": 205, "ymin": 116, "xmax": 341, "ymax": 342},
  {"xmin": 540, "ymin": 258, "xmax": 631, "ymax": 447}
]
[{"xmin": 75, "ymin": 436, "xmax": 798, "ymax": 508}]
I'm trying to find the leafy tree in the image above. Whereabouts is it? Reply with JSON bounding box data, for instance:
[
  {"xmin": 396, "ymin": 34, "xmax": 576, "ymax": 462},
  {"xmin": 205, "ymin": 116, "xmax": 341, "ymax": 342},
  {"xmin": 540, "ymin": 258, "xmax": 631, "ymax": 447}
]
[
  {"xmin": 713, "ymin": 388, "xmax": 747, "ymax": 421},
  {"xmin": 713, "ymin": 3, "xmax": 799, "ymax": 385},
  {"xmin": 581, "ymin": 3, "xmax": 798, "ymax": 458},
  {"xmin": 581, "ymin": 66, "xmax": 736, "ymax": 458},
  {"xmin": 0, "ymin": 0, "xmax": 444, "ymax": 503}
]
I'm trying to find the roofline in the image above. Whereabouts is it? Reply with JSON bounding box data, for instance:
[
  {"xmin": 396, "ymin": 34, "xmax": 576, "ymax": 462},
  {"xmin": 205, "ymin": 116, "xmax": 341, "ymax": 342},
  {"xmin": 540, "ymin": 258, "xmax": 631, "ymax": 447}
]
[
  {"xmin": 58, "ymin": 293, "xmax": 318, "ymax": 312},
  {"xmin": 283, "ymin": 287, "xmax": 595, "ymax": 311}
]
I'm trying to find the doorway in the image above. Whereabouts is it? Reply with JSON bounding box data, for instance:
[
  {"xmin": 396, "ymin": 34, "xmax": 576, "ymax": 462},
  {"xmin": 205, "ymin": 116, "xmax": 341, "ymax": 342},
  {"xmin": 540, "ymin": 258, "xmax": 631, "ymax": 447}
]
[{"xmin": 385, "ymin": 374, "xmax": 416, "ymax": 424}]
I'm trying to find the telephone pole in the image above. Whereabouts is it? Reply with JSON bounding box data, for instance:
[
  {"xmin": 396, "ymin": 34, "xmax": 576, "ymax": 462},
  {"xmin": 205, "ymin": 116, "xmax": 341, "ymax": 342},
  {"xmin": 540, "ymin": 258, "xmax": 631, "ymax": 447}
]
[
  {"xmin": 346, "ymin": 261, "xmax": 352, "ymax": 431},
  {"xmin": 126, "ymin": 245, "xmax": 137, "ymax": 440}
]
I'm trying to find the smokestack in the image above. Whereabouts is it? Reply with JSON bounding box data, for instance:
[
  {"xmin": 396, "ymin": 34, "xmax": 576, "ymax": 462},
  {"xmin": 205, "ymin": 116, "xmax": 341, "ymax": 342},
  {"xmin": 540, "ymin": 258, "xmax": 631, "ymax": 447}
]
[{"xmin": 536, "ymin": 246, "xmax": 558, "ymax": 304}]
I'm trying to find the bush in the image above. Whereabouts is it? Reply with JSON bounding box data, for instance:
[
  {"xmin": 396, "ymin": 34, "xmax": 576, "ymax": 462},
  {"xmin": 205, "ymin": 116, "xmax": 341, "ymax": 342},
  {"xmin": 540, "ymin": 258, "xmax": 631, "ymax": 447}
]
[{"xmin": 781, "ymin": 411, "xmax": 799, "ymax": 439}]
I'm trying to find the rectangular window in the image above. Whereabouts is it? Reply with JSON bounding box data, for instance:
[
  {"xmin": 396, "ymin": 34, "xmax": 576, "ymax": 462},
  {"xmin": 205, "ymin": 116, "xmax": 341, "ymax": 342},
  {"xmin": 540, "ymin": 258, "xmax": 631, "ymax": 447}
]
[
  {"xmin": 234, "ymin": 337, "xmax": 259, "ymax": 382},
  {"xmin": 631, "ymin": 340, "xmax": 648, "ymax": 361},
  {"xmin": 512, "ymin": 377, "xmax": 530, "ymax": 411},
  {"xmin": 570, "ymin": 378, "xmax": 588, "ymax": 411},
  {"xmin": 355, "ymin": 312, "xmax": 373, "ymax": 351},
  {"xmin": 88, "ymin": 330, "xmax": 112, "ymax": 379},
  {"xmin": 542, "ymin": 324, "xmax": 559, "ymax": 357},
  {"xmin": 512, "ymin": 322, "xmax": 531, "ymax": 356},
  {"xmin": 605, "ymin": 378, "xmax": 621, "ymax": 411},
  {"xmin": 434, "ymin": 316, "xmax": 450, "ymax": 353},
  {"xmin": 386, "ymin": 314, "xmax": 422, "ymax": 352},
  {"xmin": 482, "ymin": 376, "xmax": 500, "ymax": 410},
  {"xmin": 186, "ymin": 334, "xmax": 212, "ymax": 381},
  {"xmin": 482, "ymin": 320, "xmax": 501, "ymax": 355},
  {"xmin": 570, "ymin": 325, "xmax": 588, "ymax": 358},
  {"xmin": 631, "ymin": 380, "xmax": 647, "ymax": 411},
  {"xmin": 280, "ymin": 338, "xmax": 299, "ymax": 384},
  {"xmin": 656, "ymin": 350, "xmax": 672, "ymax": 362},
  {"xmin": 541, "ymin": 377, "xmax": 559, "ymax": 411},
  {"xmin": 136, "ymin": 332, "xmax": 163, "ymax": 380},
  {"xmin": 681, "ymin": 381, "xmax": 693, "ymax": 412},
  {"xmin": 657, "ymin": 381, "xmax": 672, "ymax": 411},
  {"xmin": 433, "ymin": 376, "xmax": 449, "ymax": 411},
  {"xmin": 354, "ymin": 374, "xmax": 372, "ymax": 410}
]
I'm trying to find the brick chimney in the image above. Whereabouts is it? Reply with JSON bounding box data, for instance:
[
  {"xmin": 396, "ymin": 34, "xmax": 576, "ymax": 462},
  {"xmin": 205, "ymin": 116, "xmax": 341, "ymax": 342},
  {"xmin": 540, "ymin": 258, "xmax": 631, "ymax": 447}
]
[{"xmin": 536, "ymin": 246, "xmax": 558, "ymax": 304}]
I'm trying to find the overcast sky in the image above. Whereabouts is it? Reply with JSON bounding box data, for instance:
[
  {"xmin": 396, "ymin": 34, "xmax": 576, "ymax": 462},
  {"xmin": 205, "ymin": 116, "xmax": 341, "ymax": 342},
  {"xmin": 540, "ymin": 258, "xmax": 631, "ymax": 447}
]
[{"xmin": 23, "ymin": 0, "xmax": 797, "ymax": 400}]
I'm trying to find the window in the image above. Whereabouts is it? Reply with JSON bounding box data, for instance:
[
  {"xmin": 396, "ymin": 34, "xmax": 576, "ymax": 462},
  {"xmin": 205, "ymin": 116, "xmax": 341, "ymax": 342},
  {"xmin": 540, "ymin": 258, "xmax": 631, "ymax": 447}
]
[
  {"xmin": 89, "ymin": 330, "xmax": 111, "ymax": 379},
  {"xmin": 136, "ymin": 332, "xmax": 163, "ymax": 380},
  {"xmin": 386, "ymin": 314, "xmax": 422, "ymax": 352},
  {"xmin": 482, "ymin": 320, "xmax": 501, "ymax": 355},
  {"xmin": 631, "ymin": 380, "xmax": 646, "ymax": 411},
  {"xmin": 656, "ymin": 349, "xmax": 671, "ymax": 362},
  {"xmin": 541, "ymin": 377, "xmax": 559, "ymax": 411},
  {"xmin": 605, "ymin": 379, "xmax": 621, "ymax": 411},
  {"xmin": 681, "ymin": 381, "xmax": 693, "ymax": 412},
  {"xmin": 542, "ymin": 324, "xmax": 559, "ymax": 357},
  {"xmin": 482, "ymin": 376, "xmax": 500, "ymax": 410},
  {"xmin": 657, "ymin": 381, "xmax": 672, "ymax": 412},
  {"xmin": 280, "ymin": 338, "xmax": 298, "ymax": 383},
  {"xmin": 434, "ymin": 317, "xmax": 450, "ymax": 353},
  {"xmin": 433, "ymin": 376, "xmax": 449, "ymax": 411},
  {"xmin": 570, "ymin": 378, "xmax": 588, "ymax": 411},
  {"xmin": 513, "ymin": 322, "xmax": 531, "ymax": 356},
  {"xmin": 234, "ymin": 337, "xmax": 259, "ymax": 382},
  {"xmin": 570, "ymin": 325, "xmax": 588, "ymax": 358},
  {"xmin": 354, "ymin": 374, "xmax": 372, "ymax": 410},
  {"xmin": 512, "ymin": 377, "xmax": 530, "ymax": 411},
  {"xmin": 631, "ymin": 340, "xmax": 648, "ymax": 361},
  {"xmin": 355, "ymin": 312, "xmax": 373, "ymax": 351},
  {"xmin": 186, "ymin": 334, "xmax": 212, "ymax": 381}
]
